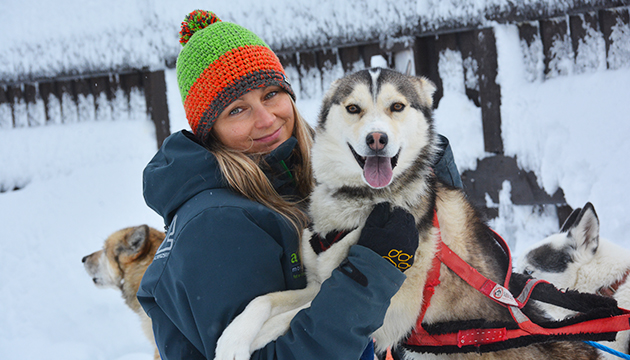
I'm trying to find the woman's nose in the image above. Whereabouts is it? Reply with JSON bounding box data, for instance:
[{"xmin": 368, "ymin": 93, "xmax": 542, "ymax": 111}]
[{"xmin": 253, "ymin": 104, "xmax": 275, "ymax": 128}]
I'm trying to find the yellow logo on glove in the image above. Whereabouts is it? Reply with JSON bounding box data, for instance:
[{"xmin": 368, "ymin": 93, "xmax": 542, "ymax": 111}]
[{"xmin": 383, "ymin": 249, "xmax": 413, "ymax": 270}]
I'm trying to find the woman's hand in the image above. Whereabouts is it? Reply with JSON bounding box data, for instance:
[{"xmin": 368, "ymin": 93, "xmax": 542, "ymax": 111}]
[{"xmin": 357, "ymin": 203, "xmax": 419, "ymax": 271}]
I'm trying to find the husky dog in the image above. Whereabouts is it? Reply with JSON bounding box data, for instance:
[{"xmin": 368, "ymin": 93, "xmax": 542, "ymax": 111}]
[
  {"xmin": 517, "ymin": 202, "xmax": 630, "ymax": 356},
  {"xmin": 215, "ymin": 68, "xmax": 603, "ymax": 359},
  {"xmin": 82, "ymin": 225, "xmax": 165, "ymax": 360}
]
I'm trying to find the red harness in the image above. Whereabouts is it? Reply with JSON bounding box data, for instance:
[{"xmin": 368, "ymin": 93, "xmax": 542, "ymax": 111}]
[{"xmin": 404, "ymin": 212, "xmax": 630, "ymax": 351}]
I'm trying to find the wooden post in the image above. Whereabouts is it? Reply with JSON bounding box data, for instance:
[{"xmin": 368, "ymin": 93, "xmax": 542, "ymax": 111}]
[
  {"xmin": 458, "ymin": 30, "xmax": 481, "ymax": 107},
  {"xmin": 39, "ymin": 81, "xmax": 58, "ymax": 124},
  {"xmin": 475, "ymin": 28, "xmax": 503, "ymax": 154},
  {"xmin": 600, "ymin": 7, "xmax": 630, "ymax": 70},
  {"xmin": 518, "ymin": 21, "xmax": 544, "ymax": 82},
  {"xmin": 338, "ymin": 46, "xmax": 363, "ymax": 73},
  {"xmin": 73, "ymin": 78, "xmax": 94, "ymax": 122},
  {"xmin": 0, "ymin": 84, "xmax": 12, "ymax": 128},
  {"xmin": 57, "ymin": 80, "xmax": 78, "ymax": 124},
  {"xmin": 360, "ymin": 43, "xmax": 390, "ymax": 68},
  {"xmin": 90, "ymin": 76, "xmax": 112, "ymax": 121},
  {"xmin": 296, "ymin": 51, "xmax": 319, "ymax": 99},
  {"xmin": 540, "ymin": 17, "xmax": 571, "ymax": 77},
  {"xmin": 414, "ymin": 35, "xmax": 443, "ymax": 108},
  {"xmin": 143, "ymin": 70, "xmax": 170, "ymax": 149},
  {"xmin": 23, "ymin": 83, "xmax": 44, "ymax": 127},
  {"xmin": 8, "ymin": 85, "xmax": 27, "ymax": 128}
]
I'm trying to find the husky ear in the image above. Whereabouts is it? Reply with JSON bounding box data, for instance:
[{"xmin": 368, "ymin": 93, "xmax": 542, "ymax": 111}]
[
  {"xmin": 127, "ymin": 225, "xmax": 149, "ymax": 253},
  {"xmin": 567, "ymin": 203, "xmax": 599, "ymax": 254},
  {"xmin": 560, "ymin": 207, "xmax": 582, "ymax": 233},
  {"xmin": 414, "ymin": 76, "xmax": 437, "ymax": 109}
]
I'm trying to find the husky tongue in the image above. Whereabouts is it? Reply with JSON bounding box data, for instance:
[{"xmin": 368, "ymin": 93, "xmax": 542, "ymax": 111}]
[{"xmin": 364, "ymin": 156, "xmax": 393, "ymax": 188}]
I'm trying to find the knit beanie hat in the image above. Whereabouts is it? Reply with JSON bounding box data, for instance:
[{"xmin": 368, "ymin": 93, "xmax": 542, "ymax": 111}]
[{"xmin": 176, "ymin": 10, "xmax": 295, "ymax": 143}]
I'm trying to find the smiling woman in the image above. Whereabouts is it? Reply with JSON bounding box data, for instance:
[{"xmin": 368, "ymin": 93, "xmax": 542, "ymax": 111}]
[
  {"xmin": 137, "ymin": 9, "xmax": 462, "ymax": 360},
  {"xmin": 136, "ymin": 9, "xmax": 422, "ymax": 360},
  {"xmin": 212, "ymin": 86, "xmax": 296, "ymax": 154}
]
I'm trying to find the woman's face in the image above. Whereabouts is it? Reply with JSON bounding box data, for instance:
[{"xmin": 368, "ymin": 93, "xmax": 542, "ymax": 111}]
[{"xmin": 213, "ymin": 86, "xmax": 295, "ymax": 154}]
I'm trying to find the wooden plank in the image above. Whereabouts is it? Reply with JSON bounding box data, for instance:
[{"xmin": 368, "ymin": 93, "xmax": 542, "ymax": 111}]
[
  {"xmin": 90, "ymin": 76, "xmax": 112, "ymax": 121},
  {"xmin": 8, "ymin": 85, "xmax": 27, "ymax": 128},
  {"xmin": 338, "ymin": 46, "xmax": 363, "ymax": 73},
  {"xmin": 296, "ymin": 51, "xmax": 320, "ymax": 99},
  {"xmin": 119, "ymin": 71, "xmax": 143, "ymax": 97},
  {"xmin": 39, "ymin": 82, "xmax": 55, "ymax": 124},
  {"xmin": 0, "ymin": 85, "xmax": 12, "ymax": 128},
  {"xmin": 435, "ymin": 32, "xmax": 459, "ymax": 105},
  {"xmin": 414, "ymin": 35, "xmax": 443, "ymax": 108},
  {"xmin": 475, "ymin": 28, "xmax": 503, "ymax": 154},
  {"xmin": 24, "ymin": 83, "xmax": 45, "ymax": 127},
  {"xmin": 277, "ymin": 53, "xmax": 301, "ymax": 98},
  {"xmin": 297, "ymin": 51, "xmax": 317, "ymax": 72},
  {"xmin": 278, "ymin": 53, "xmax": 297, "ymax": 72},
  {"xmin": 457, "ymin": 30, "xmax": 481, "ymax": 107},
  {"xmin": 570, "ymin": 12, "xmax": 602, "ymax": 73},
  {"xmin": 460, "ymin": 155, "xmax": 566, "ymax": 208},
  {"xmin": 360, "ymin": 43, "xmax": 389, "ymax": 68},
  {"xmin": 57, "ymin": 80, "xmax": 78, "ymax": 124},
  {"xmin": 73, "ymin": 78, "xmax": 95, "ymax": 122},
  {"xmin": 143, "ymin": 70, "xmax": 170, "ymax": 148},
  {"xmin": 600, "ymin": 7, "xmax": 630, "ymax": 69},
  {"xmin": 90, "ymin": 76, "xmax": 110, "ymax": 100},
  {"xmin": 317, "ymin": 48, "xmax": 343, "ymax": 93},
  {"xmin": 540, "ymin": 17, "xmax": 572, "ymax": 77},
  {"xmin": 316, "ymin": 48, "xmax": 337, "ymax": 71},
  {"xmin": 517, "ymin": 21, "xmax": 544, "ymax": 82}
]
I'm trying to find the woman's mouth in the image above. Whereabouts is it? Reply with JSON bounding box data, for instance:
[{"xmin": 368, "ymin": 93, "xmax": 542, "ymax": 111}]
[{"xmin": 254, "ymin": 127, "xmax": 282, "ymax": 143}]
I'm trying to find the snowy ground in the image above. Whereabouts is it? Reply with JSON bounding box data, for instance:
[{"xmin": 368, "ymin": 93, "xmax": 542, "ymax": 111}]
[{"xmin": 1, "ymin": 15, "xmax": 630, "ymax": 360}]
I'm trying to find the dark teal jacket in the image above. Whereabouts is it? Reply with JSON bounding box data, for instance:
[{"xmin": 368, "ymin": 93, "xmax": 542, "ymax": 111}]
[{"xmin": 137, "ymin": 130, "xmax": 406, "ymax": 360}]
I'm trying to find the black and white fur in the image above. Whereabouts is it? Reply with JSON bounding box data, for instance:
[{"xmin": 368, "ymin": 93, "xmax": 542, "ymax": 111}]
[
  {"xmin": 517, "ymin": 203, "xmax": 630, "ymax": 356},
  {"xmin": 215, "ymin": 68, "xmax": 602, "ymax": 360}
]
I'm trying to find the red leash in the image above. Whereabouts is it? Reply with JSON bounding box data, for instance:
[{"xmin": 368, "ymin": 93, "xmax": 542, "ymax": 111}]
[{"xmin": 405, "ymin": 212, "xmax": 630, "ymax": 350}]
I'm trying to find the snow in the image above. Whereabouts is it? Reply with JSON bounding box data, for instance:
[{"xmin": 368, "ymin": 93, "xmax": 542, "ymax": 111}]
[{"xmin": 1, "ymin": 2, "xmax": 630, "ymax": 360}]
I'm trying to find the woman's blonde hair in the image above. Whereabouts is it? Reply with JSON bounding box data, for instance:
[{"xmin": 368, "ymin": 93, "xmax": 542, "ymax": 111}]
[{"xmin": 205, "ymin": 98, "xmax": 314, "ymax": 234}]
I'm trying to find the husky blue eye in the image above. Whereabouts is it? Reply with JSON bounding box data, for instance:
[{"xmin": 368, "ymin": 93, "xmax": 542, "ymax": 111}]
[
  {"xmin": 391, "ymin": 103, "xmax": 405, "ymax": 112},
  {"xmin": 346, "ymin": 104, "xmax": 361, "ymax": 114}
]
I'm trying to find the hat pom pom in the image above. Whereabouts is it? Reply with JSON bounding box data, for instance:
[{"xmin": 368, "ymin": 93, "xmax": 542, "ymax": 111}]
[{"xmin": 179, "ymin": 10, "xmax": 221, "ymax": 46}]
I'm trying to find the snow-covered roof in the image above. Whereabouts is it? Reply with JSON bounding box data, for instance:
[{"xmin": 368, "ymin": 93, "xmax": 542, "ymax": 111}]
[{"xmin": 1, "ymin": 0, "xmax": 623, "ymax": 83}]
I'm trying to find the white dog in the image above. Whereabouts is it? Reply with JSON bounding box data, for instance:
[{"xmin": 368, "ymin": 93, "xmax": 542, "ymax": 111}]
[{"xmin": 517, "ymin": 202, "xmax": 630, "ymax": 356}]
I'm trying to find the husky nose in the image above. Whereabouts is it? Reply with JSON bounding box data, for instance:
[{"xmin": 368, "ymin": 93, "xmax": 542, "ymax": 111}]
[
  {"xmin": 366, "ymin": 132, "xmax": 388, "ymax": 152},
  {"xmin": 82, "ymin": 255, "xmax": 88, "ymax": 263}
]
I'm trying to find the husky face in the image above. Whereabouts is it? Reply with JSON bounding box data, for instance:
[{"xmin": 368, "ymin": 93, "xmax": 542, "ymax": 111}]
[
  {"xmin": 82, "ymin": 225, "xmax": 154, "ymax": 289},
  {"xmin": 516, "ymin": 203, "xmax": 601, "ymax": 290},
  {"xmin": 313, "ymin": 68, "xmax": 437, "ymax": 190}
]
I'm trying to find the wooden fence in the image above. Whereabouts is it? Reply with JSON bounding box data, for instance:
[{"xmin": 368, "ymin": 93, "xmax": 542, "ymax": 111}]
[
  {"xmin": 0, "ymin": 70, "xmax": 170, "ymax": 148},
  {"xmin": 1, "ymin": 4, "xmax": 629, "ymax": 222}
]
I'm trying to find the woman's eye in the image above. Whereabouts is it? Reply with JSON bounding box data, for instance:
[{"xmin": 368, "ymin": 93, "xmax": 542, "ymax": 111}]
[
  {"xmin": 391, "ymin": 103, "xmax": 405, "ymax": 112},
  {"xmin": 264, "ymin": 91, "xmax": 278, "ymax": 100},
  {"xmin": 346, "ymin": 104, "xmax": 361, "ymax": 114},
  {"xmin": 229, "ymin": 107, "xmax": 243, "ymax": 116}
]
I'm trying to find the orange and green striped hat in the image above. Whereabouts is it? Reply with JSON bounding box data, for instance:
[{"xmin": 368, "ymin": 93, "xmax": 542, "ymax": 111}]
[{"xmin": 176, "ymin": 10, "xmax": 295, "ymax": 144}]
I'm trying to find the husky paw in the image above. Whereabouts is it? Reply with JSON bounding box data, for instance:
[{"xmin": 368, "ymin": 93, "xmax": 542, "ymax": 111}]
[{"xmin": 214, "ymin": 297, "xmax": 272, "ymax": 360}]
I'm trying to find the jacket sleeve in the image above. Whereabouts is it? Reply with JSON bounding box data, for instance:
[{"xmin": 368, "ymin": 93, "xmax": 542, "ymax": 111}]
[
  {"xmin": 254, "ymin": 245, "xmax": 405, "ymax": 360},
  {"xmin": 140, "ymin": 205, "xmax": 405, "ymax": 360}
]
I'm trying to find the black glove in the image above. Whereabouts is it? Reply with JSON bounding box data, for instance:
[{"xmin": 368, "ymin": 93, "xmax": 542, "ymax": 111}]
[{"xmin": 357, "ymin": 202, "xmax": 419, "ymax": 272}]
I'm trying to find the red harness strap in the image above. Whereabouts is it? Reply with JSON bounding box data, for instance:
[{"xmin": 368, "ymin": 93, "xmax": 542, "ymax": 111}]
[{"xmin": 405, "ymin": 212, "xmax": 630, "ymax": 350}]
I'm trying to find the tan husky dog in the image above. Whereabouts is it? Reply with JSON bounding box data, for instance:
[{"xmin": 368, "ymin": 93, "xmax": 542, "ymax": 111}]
[{"xmin": 82, "ymin": 225, "xmax": 165, "ymax": 360}]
